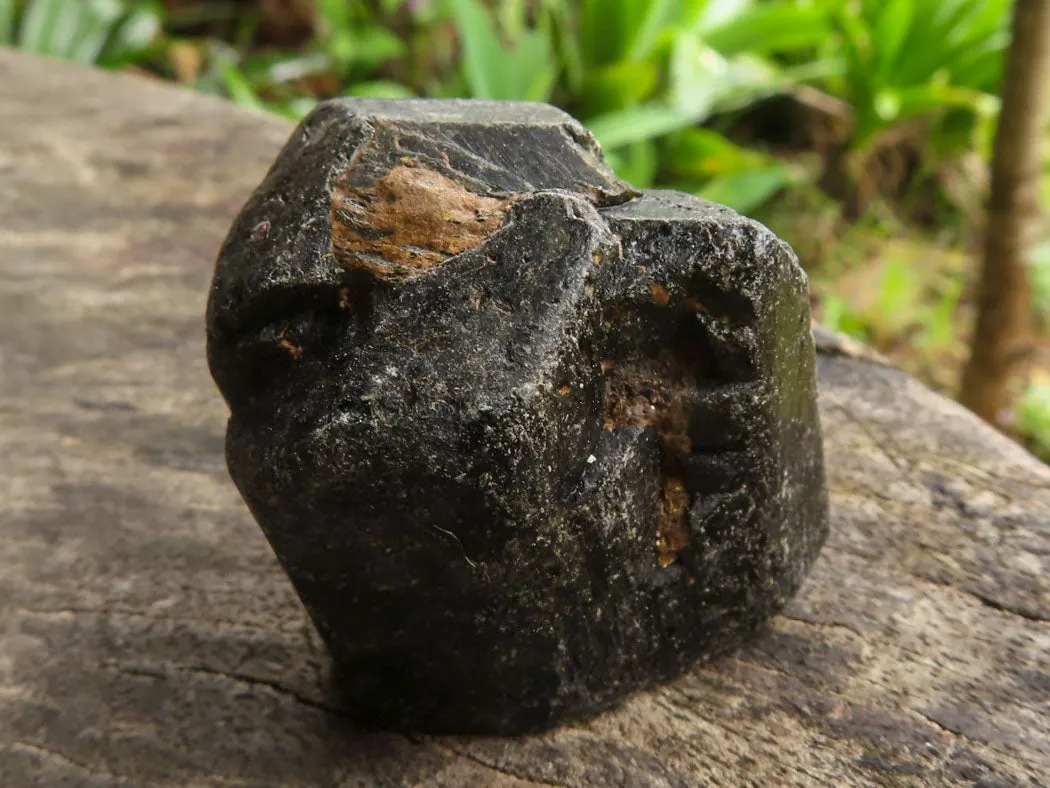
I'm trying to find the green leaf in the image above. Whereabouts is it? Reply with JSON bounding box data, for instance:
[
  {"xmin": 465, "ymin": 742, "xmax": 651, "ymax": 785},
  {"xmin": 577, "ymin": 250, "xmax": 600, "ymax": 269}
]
[
  {"xmin": 548, "ymin": 0, "xmax": 584, "ymax": 94},
  {"xmin": 819, "ymin": 294, "xmax": 870, "ymax": 342},
  {"xmin": 12, "ymin": 0, "xmax": 159, "ymax": 66},
  {"xmin": 448, "ymin": 0, "xmax": 555, "ymax": 101},
  {"xmin": 317, "ymin": 0, "xmax": 354, "ymax": 39},
  {"xmin": 516, "ymin": 32, "xmax": 558, "ymax": 101},
  {"xmin": 99, "ymin": 5, "xmax": 162, "ymax": 67},
  {"xmin": 669, "ymin": 32, "xmax": 763, "ymax": 118},
  {"xmin": 626, "ymin": 0, "xmax": 678, "ymax": 62},
  {"xmin": 273, "ymin": 96, "xmax": 319, "ymax": 121},
  {"xmin": 695, "ymin": 164, "xmax": 795, "ymax": 213},
  {"xmin": 887, "ymin": 0, "xmax": 980, "ymax": 87},
  {"xmin": 216, "ymin": 57, "xmax": 267, "ymax": 112},
  {"xmin": 918, "ymin": 276, "xmax": 963, "ymax": 351},
  {"xmin": 69, "ymin": 0, "xmax": 124, "ymax": 63},
  {"xmin": 579, "ymin": 0, "xmax": 691, "ymax": 67},
  {"xmin": 835, "ymin": 6, "xmax": 873, "ymax": 75},
  {"xmin": 1017, "ymin": 378, "xmax": 1050, "ymax": 462},
  {"xmin": 586, "ymin": 105, "xmax": 697, "ymax": 149},
  {"xmin": 669, "ymin": 32, "xmax": 721, "ymax": 117},
  {"xmin": 875, "ymin": 256, "xmax": 919, "ymax": 325},
  {"xmin": 327, "ymin": 29, "xmax": 355, "ymax": 65},
  {"xmin": 949, "ymin": 34, "xmax": 1009, "ymax": 91},
  {"xmin": 346, "ymin": 79, "xmax": 416, "ymax": 99},
  {"xmin": 695, "ymin": 0, "xmax": 751, "ymax": 34},
  {"xmin": 20, "ymin": 0, "xmax": 83, "ymax": 56},
  {"xmin": 872, "ymin": 0, "xmax": 913, "ymax": 81},
  {"xmin": 498, "ymin": 0, "xmax": 526, "ymax": 40},
  {"xmin": 703, "ymin": 3, "xmax": 830, "ymax": 57},
  {"xmin": 448, "ymin": 0, "xmax": 506, "ymax": 99},
  {"xmin": 669, "ymin": 32, "xmax": 782, "ymax": 119},
  {"xmin": 579, "ymin": 60, "xmax": 658, "ymax": 117},
  {"xmin": 895, "ymin": 83, "xmax": 998, "ymax": 121},
  {"xmin": 614, "ymin": 140, "xmax": 659, "ymax": 187},
  {"xmin": 580, "ymin": 0, "xmax": 635, "ymax": 67},
  {"xmin": 350, "ymin": 25, "xmax": 406, "ymax": 67},
  {"xmin": 578, "ymin": 0, "xmax": 602, "ymax": 66},
  {"xmin": 0, "ymin": 0, "xmax": 15, "ymax": 44},
  {"xmin": 1031, "ymin": 241, "xmax": 1050, "ymax": 323},
  {"xmin": 663, "ymin": 127, "xmax": 772, "ymax": 178},
  {"xmin": 241, "ymin": 51, "xmax": 331, "ymax": 85}
]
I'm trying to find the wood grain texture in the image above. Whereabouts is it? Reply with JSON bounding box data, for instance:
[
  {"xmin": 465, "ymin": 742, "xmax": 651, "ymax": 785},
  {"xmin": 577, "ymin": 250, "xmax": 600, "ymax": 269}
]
[{"xmin": 1, "ymin": 51, "xmax": 1048, "ymax": 787}]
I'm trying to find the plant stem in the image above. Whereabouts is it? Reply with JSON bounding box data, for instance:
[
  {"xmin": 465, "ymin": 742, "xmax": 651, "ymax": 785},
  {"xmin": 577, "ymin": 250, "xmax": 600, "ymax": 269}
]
[{"xmin": 960, "ymin": 0, "xmax": 1050, "ymax": 426}]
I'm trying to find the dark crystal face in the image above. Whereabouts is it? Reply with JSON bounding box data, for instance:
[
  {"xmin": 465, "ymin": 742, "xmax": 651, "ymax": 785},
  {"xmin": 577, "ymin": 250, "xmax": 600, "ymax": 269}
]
[{"xmin": 206, "ymin": 98, "xmax": 828, "ymax": 734}]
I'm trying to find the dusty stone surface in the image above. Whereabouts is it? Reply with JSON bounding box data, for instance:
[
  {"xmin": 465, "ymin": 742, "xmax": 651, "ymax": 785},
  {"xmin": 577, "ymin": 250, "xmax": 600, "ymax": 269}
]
[
  {"xmin": 206, "ymin": 98, "xmax": 828, "ymax": 734},
  {"xmin": 1, "ymin": 51, "xmax": 1049, "ymax": 785}
]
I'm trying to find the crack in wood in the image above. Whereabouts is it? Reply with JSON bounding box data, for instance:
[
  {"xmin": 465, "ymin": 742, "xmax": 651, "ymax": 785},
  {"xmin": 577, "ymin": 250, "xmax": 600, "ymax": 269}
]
[
  {"xmin": 14, "ymin": 605, "xmax": 303, "ymax": 632},
  {"xmin": 778, "ymin": 613, "xmax": 867, "ymax": 640},
  {"xmin": 714, "ymin": 658, "xmax": 966, "ymax": 753},
  {"xmin": 430, "ymin": 741, "xmax": 573, "ymax": 788},
  {"xmin": 826, "ymin": 402, "xmax": 1050, "ymax": 624},
  {"xmin": 916, "ymin": 577, "xmax": 1050, "ymax": 624},
  {"xmin": 9, "ymin": 741, "xmax": 152, "ymax": 786},
  {"xmin": 913, "ymin": 710, "xmax": 966, "ymax": 739},
  {"xmin": 115, "ymin": 664, "xmax": 354, "ymax": 719},
  {"xmin": 965, "ymin": 588, "xmax": 1050, "ymax": 623}
]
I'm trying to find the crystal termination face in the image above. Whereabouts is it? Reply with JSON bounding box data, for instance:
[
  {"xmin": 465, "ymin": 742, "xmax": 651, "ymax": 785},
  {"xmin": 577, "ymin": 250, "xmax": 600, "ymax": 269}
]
[{"xmin": 206, "ymin": 98, "xmax": 829, "ymax": 735}]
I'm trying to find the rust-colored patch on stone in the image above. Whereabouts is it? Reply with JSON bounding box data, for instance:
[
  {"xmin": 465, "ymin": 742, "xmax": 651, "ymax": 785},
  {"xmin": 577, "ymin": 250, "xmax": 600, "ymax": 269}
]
[
  {"xmin": 330, "ymin": 163, "xmax": 511, "ymax": 281},
  {"xmin": 602, "ymin": 353, "xmax": 696, "ymax": 457},
  {"xmin": 650, "ymin": 282, "xmax": 671, "ymax": 307},
  {"xmin": 657, "ymin": 477, "xmax": 690, "ymax": 567},
  {"xmin": 279, "ymin": 336, "xmax": 303, "ymax": 359},
  {"xmin": 603, "ymin": 351, "xmax": 703, "ymax": 566}
]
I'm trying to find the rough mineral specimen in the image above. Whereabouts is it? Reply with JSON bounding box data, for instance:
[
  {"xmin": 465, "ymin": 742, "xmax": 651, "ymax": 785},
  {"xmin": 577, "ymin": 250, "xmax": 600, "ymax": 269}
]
[{"xmin": 206, "ymin": 99, "xmax": 829, "ymax": 734}]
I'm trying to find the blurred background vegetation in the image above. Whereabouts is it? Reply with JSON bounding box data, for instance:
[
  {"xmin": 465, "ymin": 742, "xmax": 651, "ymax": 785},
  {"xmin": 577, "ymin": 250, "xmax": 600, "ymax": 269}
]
[{"xmin": 3, "ymin": 0, "xmax": 1049, "ymax": 462}]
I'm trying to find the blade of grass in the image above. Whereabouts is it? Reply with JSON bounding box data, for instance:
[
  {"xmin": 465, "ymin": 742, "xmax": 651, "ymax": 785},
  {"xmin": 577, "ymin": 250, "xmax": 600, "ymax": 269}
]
[
  {"xmin": 703, "ymin": 3, "xmax": 830, "ymax": 57},
  {"xmin": 216, "ymin": 57, "xmax": 268, "ymax": 112},
  {"xmin": 872, "ymin": 0, "xmax": 913, "ymax": 82},
  {"xmin": 100, "ymin": 5, "xmax": 161, "ymax": 67},
  {"xmin": 0, "ymin": 0, "xmax": 16, "ymax": 43},
  {"xmin": 69, "ymin": 0, "xmax": 123, "ymax": 63},
  {"xmin": 695, "ymin": 164, "xmax": 795, "ymax": 213},
  {"xmin": 20, "ymin": 0, "xmax": 82, "ymax": 56},
  {"xmin": 448, "ymin": 0, "xmax": 503, "ymax": 99},
  {"xmin": 627, "ymin": 0, "xmax": 677, "ymax": 62},
  {"xmin": 586, "ymin": 105, "xmax": 697, "ymax": 149},
  {"xmin": 512, "ymin": 30, "xmax": 556, "ymax": 101}
]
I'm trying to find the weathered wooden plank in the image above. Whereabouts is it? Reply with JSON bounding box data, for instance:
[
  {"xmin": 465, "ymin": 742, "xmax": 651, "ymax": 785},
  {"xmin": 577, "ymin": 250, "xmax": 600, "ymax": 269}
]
[{"xmin": 1, "ymin": 51, "xmax": 1048, "ymax": 787}]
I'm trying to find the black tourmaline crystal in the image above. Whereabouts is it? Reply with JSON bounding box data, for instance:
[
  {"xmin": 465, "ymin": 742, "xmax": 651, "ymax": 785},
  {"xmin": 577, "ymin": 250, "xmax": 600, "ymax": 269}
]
[{"xmin": 206, "ymin": 99, "xmax": 829, "ymax": 734}]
